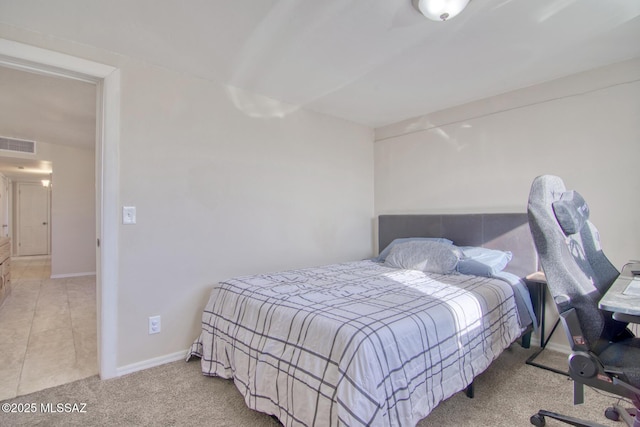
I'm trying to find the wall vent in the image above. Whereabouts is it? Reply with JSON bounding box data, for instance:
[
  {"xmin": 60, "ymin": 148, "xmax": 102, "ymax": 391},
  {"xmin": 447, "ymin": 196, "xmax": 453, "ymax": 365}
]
[{"xmin": 0, "ymin": 136, "xmax": 36, "ymax": 154}]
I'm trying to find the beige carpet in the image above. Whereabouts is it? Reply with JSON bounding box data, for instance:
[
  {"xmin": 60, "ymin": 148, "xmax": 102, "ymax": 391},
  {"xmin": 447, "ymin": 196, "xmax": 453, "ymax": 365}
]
[{"xmin": 0, "ymin": 344, "xmax": 631, "ymax": 426}]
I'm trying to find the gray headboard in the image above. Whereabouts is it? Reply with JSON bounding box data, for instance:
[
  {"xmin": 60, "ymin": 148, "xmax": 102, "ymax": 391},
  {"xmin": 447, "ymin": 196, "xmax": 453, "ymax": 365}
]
[{"xmin": 378, "ymin": 213, "xmax": 538, "ymax": 278}]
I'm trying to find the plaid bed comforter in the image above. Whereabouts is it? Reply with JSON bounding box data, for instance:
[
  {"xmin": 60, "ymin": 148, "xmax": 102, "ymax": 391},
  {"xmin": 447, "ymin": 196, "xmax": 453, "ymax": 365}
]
[{"xmin": 189, "ymin": 260, "xmax": 523, "ymax": 426}]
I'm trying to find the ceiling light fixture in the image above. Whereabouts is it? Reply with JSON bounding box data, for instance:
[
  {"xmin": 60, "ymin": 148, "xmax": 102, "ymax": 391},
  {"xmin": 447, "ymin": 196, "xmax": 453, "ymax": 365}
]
[{"xmin": 414, "ymin": 0, "xmax": 471, "ymax": 21}]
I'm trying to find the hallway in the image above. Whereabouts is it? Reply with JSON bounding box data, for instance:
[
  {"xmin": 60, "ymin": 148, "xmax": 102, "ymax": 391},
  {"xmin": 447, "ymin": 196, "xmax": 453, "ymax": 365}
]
[{"xmin": 0, "ymin": 257, "xmax": 97, "ymax": 400}]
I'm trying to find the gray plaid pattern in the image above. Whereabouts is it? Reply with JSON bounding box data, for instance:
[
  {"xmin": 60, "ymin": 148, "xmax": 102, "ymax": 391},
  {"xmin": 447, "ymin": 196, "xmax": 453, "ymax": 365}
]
[{"xmin": 190, "ymin": 261, "xmax": 523, "ymax": 426}]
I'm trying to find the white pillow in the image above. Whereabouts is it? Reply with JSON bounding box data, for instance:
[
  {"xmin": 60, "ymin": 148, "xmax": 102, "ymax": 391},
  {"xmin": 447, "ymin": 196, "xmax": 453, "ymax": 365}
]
[
  {"xmin": 456, "ymin": 246, "xmax": 513, "ymax": 276},
  {"xmin": 384, "ymin": 241, "xmax": 460, "ymax": 274}
]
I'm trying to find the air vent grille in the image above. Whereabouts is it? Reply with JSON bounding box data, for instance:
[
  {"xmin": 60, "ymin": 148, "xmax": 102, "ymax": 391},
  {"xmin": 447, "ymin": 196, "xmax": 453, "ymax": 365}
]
[{"xmin": 0, "ymin": 137, "xmax": 36, "ymax": 154}]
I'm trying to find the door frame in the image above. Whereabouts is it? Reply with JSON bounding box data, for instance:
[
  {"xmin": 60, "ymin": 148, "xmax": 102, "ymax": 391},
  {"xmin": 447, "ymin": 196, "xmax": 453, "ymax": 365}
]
[
  {"xmin": 0, "ymin": 174, "xmax": 9, "ymax": 238},
  {"xmin": 0, "ymin": 38, "xmax": 120, "ymax": 379},
  {"xmin": 16, "ymin": 181, "xmax": 51, "ymax": 256}
]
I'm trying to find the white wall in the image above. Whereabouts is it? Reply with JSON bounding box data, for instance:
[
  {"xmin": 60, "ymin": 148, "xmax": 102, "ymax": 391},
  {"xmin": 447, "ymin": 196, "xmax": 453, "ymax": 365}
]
[
  {"xmin": 117, "ymin": 60, "xmax": 374, "ymax": 366},
  {"xmin": 0, "ymin": 26, "xmax": 374, "ymax": 369},
  {"xmin": 48, "ymin": 144, "xmax": 96, "ymax": 276},
  {"xmin": 375, "ymin": 58, "xmax": 640, "ymax": 268},
  {"xmin": 375, "ymin": 58, "xmax": 640, "ymax": 351}
]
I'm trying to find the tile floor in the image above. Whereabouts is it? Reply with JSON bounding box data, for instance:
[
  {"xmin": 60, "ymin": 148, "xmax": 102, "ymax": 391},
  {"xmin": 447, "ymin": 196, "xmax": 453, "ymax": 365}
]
[{"xmin": 0, "ymin": 257, "xmax": 97, "ymax": 401}]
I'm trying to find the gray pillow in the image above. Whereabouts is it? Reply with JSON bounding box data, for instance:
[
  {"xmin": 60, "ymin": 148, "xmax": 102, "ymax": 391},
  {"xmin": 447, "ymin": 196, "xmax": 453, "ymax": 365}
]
[
  {"xmin": 375, "ymin": 237, "xmax": 453, "ymax": 262},
  {"xmin": 384, "ymin": 241, "xmax": 461, "ymax": 274}
]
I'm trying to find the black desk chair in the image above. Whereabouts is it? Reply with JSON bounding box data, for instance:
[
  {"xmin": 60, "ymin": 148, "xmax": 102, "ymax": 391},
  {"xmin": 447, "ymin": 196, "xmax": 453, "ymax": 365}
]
[{"xmin": 527, "ymin": 175, "xmax": 640, "ymax": 427}]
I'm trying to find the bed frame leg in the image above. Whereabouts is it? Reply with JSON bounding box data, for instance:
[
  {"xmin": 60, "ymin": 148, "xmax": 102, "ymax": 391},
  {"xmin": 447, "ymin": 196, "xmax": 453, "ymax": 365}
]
[
  {"xmin": 465, "ymin": 382, "xmax": 474, "ymax": 398},
  {"xmin": 521, "ymin": 330, "xmax": 532, "ymax": 349}
]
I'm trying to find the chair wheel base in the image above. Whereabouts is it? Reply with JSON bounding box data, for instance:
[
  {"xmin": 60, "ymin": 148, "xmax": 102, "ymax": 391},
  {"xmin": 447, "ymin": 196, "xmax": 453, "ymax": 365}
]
[
  {"xmin": 530, "ymin": 413, "xmax": 546, "ymax": 427},
  {"xmin": 605, "ymin": 406, "xmax": 619, "ymax": 421},
  {"xmin": 531, "ymin": 409, "xmax": 611, "ymax": 427}
]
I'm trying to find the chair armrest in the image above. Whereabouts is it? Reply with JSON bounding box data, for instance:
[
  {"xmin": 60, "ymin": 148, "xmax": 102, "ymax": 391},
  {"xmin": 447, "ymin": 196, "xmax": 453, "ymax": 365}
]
[{"xmin": 560, "ymin": 308, "xmax": 589, "ymax": 351}]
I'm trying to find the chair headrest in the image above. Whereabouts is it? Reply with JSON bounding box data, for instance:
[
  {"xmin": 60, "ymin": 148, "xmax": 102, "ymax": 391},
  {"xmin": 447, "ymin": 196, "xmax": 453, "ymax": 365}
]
[{"xmin": 552, "ymin": 190, "xmax": 590, "ymax": 235}]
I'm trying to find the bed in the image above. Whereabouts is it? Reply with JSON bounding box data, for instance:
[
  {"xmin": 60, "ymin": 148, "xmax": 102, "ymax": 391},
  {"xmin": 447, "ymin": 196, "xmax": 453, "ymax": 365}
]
[{"xmin": 189, "ymin": 213, "xmax": 538, "ymax": 426}]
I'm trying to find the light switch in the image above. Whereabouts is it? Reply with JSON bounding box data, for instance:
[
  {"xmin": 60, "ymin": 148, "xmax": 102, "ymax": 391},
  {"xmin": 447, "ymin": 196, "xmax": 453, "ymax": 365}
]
[{"xmin": 123, "ymin": 206, "xmax": 136, "ymax": 224}]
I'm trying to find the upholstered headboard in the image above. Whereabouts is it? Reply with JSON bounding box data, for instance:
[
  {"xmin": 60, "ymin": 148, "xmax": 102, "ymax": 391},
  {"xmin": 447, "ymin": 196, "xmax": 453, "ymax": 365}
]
[{"xmin": 378, "ymin": 213, "xmax": 538, "ymax": 278}]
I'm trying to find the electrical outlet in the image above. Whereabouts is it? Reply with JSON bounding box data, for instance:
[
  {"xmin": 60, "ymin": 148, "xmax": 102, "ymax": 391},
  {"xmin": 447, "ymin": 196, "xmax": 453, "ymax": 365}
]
[{"xmin": 148, "ymin": 315, "xmax": 161, "ymax": 334}]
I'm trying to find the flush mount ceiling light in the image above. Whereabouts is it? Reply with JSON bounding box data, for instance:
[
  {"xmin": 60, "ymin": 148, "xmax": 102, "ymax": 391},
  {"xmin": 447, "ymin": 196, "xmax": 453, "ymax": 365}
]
[{"xmin": 413, "ymin": 0, "xmax": 471, "ymax": 21}]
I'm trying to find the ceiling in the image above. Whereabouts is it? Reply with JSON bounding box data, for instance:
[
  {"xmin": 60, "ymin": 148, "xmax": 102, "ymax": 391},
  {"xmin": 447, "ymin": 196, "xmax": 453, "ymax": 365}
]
[
  {"xmin": 0, "ymin": 0, "xmax": 639, "ymax": 132},
  {"xmin": 0, "ymin": 157, "xmax": 52, "ymax": 181},
  {"xmin": 0, "ymin": 66, "xmax": 96, "ymax": 149},
  {"xmin": 0, "ymin": 66, "xmax": 96, "ymax": 180}
]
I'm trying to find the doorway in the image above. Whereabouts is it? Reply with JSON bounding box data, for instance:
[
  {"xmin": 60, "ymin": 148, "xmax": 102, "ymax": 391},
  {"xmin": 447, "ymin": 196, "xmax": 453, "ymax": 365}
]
[
  {"xmin": 0, "ymin": 38, "xmax": 121, "ymax": 380},
  {"xmin": 0, "ymin": 152, "xmax": 99, "ymax": 398}
]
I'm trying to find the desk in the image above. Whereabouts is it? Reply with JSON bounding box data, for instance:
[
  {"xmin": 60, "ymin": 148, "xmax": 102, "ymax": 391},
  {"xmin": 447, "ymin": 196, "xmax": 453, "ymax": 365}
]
[{"xmin": 599, "ymin": 262, "xmax": 640, "ymax": 323}]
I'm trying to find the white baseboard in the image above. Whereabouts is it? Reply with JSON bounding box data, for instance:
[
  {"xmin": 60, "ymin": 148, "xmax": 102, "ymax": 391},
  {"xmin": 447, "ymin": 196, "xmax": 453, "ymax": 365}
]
[
  {"xmin": 116, "ymin": 349, "xmax": 189, "ymax": 377},
  {"xmin": 50, "ymin": 272, "xmax": 96, "ymax": 278},
  {"xmin": 12, "ymin": 255, "xmax": 51, "ymax": 260},
  {"xmin": 540, "ymin": 340, "xmax": 571, "ymax": 354},
  {"xmin": 530, "ymin": 332, "xmax": 571, "ymax": 354}
]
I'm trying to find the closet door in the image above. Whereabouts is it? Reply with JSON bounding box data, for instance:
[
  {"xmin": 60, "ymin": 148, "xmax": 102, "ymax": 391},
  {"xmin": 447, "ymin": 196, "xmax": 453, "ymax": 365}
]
[{"xmin": 17, "ymin": 182, "xmax": 50, "ymax": 256}]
